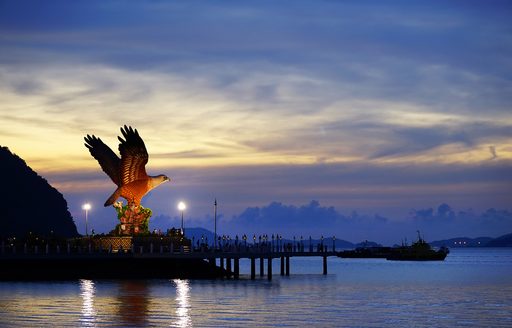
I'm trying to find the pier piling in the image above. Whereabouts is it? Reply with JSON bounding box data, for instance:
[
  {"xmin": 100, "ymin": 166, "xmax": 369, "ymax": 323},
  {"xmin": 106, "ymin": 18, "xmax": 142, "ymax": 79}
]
[
  {"xmin": 267, "ymin": 257, "xmax": 272, "ymax": 281},
  {"xmin": 226, "ymin": 258, "xmax": 232, "ymax": 278},
  {"xmin": 280, "ymin": 256, "xmax": 285, "ymax": 276},
  {"xmin": 234, "ymin": 258, "xmax": 240, "ymax": 279},
  {"xmin": 285, "ymin": 256, "xmax": 290, "ymax": 276},
  {"xmin": 323, "ymin": 255, "xmax": 327, "ymax": 275},
  {"xmin": 251, "ymin": 258, "xmax": 256, "ymax": 279}
]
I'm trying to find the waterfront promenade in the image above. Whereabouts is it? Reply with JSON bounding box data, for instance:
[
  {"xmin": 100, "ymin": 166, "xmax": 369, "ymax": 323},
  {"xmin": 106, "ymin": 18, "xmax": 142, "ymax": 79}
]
[{"xmin": 0, "ymin": 239, "xmax": 337, "ymax": 280}]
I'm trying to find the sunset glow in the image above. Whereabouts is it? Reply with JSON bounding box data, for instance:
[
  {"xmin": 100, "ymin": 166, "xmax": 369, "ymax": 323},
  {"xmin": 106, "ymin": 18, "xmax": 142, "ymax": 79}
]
[{"xmin": 1, "ymin": 1, "xmax": 511, "ymax": 242}]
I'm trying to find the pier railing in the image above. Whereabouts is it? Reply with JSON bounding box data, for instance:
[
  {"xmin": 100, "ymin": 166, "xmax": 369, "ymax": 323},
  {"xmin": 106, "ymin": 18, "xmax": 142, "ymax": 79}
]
[
  {"xmin": 1, "ymin": 238, "xmax": 337, "ymax": 280},
  {"xmin": 0, "ymin": 239, "xmax": 336, "ymax": 257}
]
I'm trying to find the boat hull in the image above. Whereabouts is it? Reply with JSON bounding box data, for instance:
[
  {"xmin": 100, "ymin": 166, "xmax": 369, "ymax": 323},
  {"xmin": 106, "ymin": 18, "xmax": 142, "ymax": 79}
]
[
  {"xmin": 337, "ymin": 247, "xmax": 392, "ymax": 259},
  {"xmin": 386, "ymin": 249, "xmax": 449, "ymax": 261},
  {"xmin": 337, "ymin": 246, "xmax": 450, "ymax": 261}
]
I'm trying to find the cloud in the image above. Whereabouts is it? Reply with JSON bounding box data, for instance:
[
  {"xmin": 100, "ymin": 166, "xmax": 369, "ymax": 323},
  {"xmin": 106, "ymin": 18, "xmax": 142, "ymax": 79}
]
[
  {"xmin": 2, "ymin": 1, "xmax": 512, "ymax": 116},
  {"xmin": 2, "ymin": 0, "xmax": 512, "ymax": 168},
  {"xmin": 3, "ymin": 62, "xmax": 510, "ymax": 174},
  {"xmin": 233, "ymin": 200, "xmax": 338, "ymax": 231},
  {"xmin": 408, "ymin": 204, "xmax": 512, "ymax": 242},
  {"xmin": 2, "ymin": 1, "xmax": 512, "ymax": 239},
  {"xmin": 44, "ymin": 159, "xmax": 512, "ymax": 225},
  {"xmin": 32, "ymin": 159, "xmax": 512, "ymax": 244},
  {"xmin": 411, "ymin": 203, "xmax": 455, "ymax": 220},
  {"xmin": 219, "ymin": 200, "xmax": 512, "ymax": 244},
  {"xmin": 367, "ymin": 121, "xmax": 512, "ymax": 159},
  {"xmin": 142, "ymin": 199, "xmax": 512, "ymax": 245}
]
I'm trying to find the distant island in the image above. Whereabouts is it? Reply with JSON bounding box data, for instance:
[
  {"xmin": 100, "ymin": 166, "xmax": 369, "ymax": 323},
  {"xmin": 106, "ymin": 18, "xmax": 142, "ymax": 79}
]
[
  {"xmin": 0, "ymin": 146, "xmax": 79, "ymax": 238},
  {"xmin": 482, "ymin": 233, "xmax": 512, "ymax": 247},
  {"xmin": 429, "ymin": 234, "xmax": 512, "ymax": 248}
]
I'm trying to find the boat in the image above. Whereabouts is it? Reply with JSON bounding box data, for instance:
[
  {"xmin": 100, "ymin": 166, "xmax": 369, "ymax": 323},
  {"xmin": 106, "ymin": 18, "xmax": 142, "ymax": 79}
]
[
  {"xmin": 386, "ymin": 232, "xmax": 449, "ymax": 261},
  {"xmin": 337, "ymin": 232, "xmax": 449, "ymax": 261}
]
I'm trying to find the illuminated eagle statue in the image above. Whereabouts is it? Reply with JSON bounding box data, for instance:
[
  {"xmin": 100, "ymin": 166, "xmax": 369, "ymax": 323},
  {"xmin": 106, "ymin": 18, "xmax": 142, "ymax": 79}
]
[{"xmin": 84, "ymin": 125, "xmax": 170, "ymax": 207}]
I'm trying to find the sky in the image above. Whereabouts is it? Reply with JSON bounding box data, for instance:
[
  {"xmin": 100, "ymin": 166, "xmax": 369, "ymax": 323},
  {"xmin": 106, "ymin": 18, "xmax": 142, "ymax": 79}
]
[{"xmin": 1, "ymin": 1, "xmax": 511, "ymax": 243}]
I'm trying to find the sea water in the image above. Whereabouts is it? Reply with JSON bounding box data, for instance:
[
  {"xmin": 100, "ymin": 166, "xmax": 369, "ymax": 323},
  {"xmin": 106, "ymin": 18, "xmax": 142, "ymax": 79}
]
[{"xmin": 0, "ymin": 248, "xmax": 511, "ymax": 327}]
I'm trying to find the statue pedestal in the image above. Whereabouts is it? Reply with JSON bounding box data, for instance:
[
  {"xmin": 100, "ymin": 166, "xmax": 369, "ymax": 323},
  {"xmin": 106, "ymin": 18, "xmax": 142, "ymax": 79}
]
[
  {"xmin": 77, "ymin": 234, "xmax": 191, "ymax": 253},
  {"xmin": 113, "ymin": 202, "xmax": 152, "ymax": 236},
  {"xmin": 95, "ymin": 236, "xmax": 133, "ymax": 251}
]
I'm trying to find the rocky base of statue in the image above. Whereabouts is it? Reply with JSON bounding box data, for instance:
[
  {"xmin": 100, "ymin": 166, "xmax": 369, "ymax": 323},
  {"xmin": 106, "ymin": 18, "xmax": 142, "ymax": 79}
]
[{"xmin": 112, "ymin": 202, "xmax": 152, "ymax": 236}]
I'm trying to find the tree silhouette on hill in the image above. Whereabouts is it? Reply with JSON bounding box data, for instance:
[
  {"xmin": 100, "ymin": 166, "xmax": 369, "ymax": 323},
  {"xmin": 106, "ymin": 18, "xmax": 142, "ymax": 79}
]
[{"xmin": 0, "ymin": 146, "xmax": 78, "ymax": 238}]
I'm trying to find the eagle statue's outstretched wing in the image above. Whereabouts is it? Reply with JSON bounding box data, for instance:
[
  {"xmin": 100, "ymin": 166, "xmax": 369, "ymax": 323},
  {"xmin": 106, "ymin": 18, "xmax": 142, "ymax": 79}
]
[
  {"xmin": 84, "ymin": 134, "xmax": 121, "ymax": 186},
  {"xmin": 118, "ymin": 125, "xmax": 149, "ymax": 185}
]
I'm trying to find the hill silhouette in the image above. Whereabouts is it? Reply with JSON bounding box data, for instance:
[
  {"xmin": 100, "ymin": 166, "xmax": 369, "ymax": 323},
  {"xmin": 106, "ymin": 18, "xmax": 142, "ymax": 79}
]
[
  {"xmin": 0, "ymin": 146, "xmax": 78, "ymax": 238},
  {"xmin": 485, "ymin": 233, "xmax": 512, "ymax": 247},
  {"xmin": 430, "ymin": 237, "xmax": 493, "ymax": 248}
]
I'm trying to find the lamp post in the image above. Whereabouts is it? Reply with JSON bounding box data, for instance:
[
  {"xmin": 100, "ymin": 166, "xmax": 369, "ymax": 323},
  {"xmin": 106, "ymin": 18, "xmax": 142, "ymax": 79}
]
[
  {"xmin": 178, "ymin": 201, "xmax": 186, "ymax": 234},
  {"xmin": 214, "ymin": 198, "xmax": 217, "ymax": 250},
  {"xmin": 82, "ymin": 203, "xmax": 91, "ymax": 237}
]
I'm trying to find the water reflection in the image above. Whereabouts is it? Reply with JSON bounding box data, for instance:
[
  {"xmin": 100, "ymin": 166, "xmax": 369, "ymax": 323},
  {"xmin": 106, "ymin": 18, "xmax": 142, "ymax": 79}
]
[
  {"xmin": 1, "ymin": 250, "xmax": 511, "ymax": 328},
  {"xmin": 173, "ymin": 279, "xmax": 191, "ymax": 327},
  {"xmin": 116, "ymin": 281, "xmax": 150, "ymax": 327},
  {"xmin": 80, "ymin": 279, "xmax": 96, "ymax": 327}
]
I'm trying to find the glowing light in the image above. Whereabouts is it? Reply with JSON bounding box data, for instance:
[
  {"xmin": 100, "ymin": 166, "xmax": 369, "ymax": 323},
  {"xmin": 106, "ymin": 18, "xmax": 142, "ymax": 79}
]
[
  {"xmin": 177, "ymin": 201, "xmax": 186, "ymax": 211},
  {"xmin": 82, "ymin": 203, "xmax": 91, "ymax": 236},
  {"xmin": 173, "ymin": 279, "xmax": 191, "ymax": 327},
  {"xmin": 80, "ymin": 279, "xmax": 96, "ymax": 326}
]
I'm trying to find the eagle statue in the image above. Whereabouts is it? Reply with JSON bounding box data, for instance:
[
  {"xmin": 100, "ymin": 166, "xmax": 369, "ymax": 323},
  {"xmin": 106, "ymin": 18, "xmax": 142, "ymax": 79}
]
[{"xmin": 84, "ymin": 125, "xmax": 170, "ymax": 207}]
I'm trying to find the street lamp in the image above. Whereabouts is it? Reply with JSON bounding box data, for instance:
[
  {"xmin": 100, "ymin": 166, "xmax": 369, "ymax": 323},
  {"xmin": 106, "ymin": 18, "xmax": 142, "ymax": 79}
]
[
  {"xmin": 214, "ymin": 198, "xmax": 217, "ymax": 250},
  {"xmin": 178, "ymin": 201, "xmax": 186, "ymax": 234},
  {"xmin": 82, "ymin": 203, "xmax": 91, "ymax": 236}
]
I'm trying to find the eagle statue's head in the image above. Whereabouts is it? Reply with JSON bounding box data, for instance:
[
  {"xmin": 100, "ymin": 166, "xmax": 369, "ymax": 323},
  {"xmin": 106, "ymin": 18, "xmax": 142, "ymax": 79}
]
[{"xmin": 150, "ymin": 174, "xmax": 170, "ymax": 188}]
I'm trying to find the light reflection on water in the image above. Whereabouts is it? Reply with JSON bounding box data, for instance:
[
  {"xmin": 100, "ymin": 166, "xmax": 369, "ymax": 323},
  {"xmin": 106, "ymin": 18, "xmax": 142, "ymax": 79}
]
[
  {"xmin": 116, "ymin": 281, "xmax": 150, "ymax": 327},
  {"xmin": 79, "ymin": 280, "xmax": 96, "ymax": 327},
  {"xmin": 0, "ymin": 249, "xmax": 511, "ymax": 327},
  {"xmin": 173, "ymin": 279, "xmax": 191, "ymax": 328}
]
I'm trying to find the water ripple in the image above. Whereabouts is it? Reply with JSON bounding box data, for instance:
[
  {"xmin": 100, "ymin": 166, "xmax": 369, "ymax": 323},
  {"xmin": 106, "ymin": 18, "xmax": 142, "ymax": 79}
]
[{"xmin": 0, "ymin": 249, "xmax": 511, "ymax": 327}]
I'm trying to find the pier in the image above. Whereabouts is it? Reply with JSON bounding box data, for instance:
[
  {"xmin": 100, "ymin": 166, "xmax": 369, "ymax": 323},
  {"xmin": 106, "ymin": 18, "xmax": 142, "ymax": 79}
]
[
  {"xmin": 200, "ymin": 249, "xmax": 336, "ymax": 280},
  {"xmin": 0, "ymin": 239, "xmax": 337, "ymax": 280}
]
